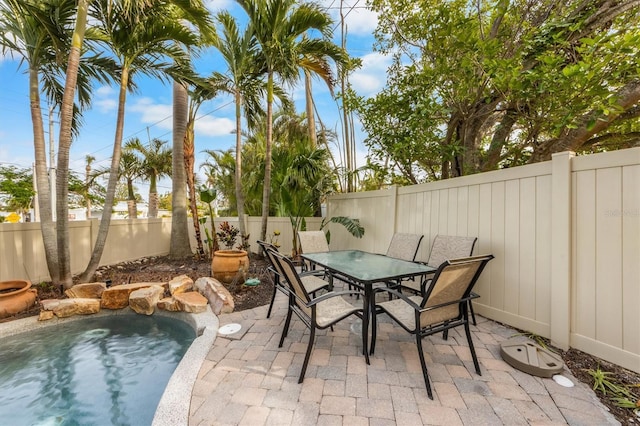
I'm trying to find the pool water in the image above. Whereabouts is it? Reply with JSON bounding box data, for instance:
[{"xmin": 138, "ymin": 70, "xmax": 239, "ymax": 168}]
[{"xmin": 0, "ymin": 315, "xmax": 195, "ymax": 426}]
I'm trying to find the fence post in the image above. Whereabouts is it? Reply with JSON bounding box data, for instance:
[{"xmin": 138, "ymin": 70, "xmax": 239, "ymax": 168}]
[
  {"xmin": 390, "ymin": 185, "xmax": 398, "ymax": 233},
  {"xmin": 550, "ymin": 151, "xmax": 574, "ymax": 350}
]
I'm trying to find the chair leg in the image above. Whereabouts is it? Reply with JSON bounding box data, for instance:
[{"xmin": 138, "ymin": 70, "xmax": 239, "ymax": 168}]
[
  {"xmin": 299, "ymin": 326, "xmax": 316, "ymax": 383},
  {"xmin": 266, "ymin": 280, "xmax": 278, "ymax": 318},
  {"xmin": 464, "ymin": 321, "xmax": 481, "ymax": 375},
  {"xmin": 468, "ymin": 300, "xmax": 477, "ymax": 326},
  {"xmin": 416, "ymin": 334, "xmax": 433, "ymax": 399},
  {"xmin": 278, "ymin": 305, "xmax": 293, "ymax": 348}
]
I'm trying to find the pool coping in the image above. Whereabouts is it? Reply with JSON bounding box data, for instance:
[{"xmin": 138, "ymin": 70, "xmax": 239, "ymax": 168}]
[{"xmin": 0, "ymin": 307, "xmax": 219, "ymax": 426}]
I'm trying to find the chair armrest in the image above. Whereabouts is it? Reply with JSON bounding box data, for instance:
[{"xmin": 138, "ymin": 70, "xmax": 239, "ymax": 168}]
[
  {"xmin": 373, "ymin": 287, "xmax": 423, "ymax": 311},
  {"xmin": 306, "ymin": 289, "xmax": 364, "ymax": 306},
  {"xmin": 416, "ymin": 292, "xmax": 481, "ymax": 313}
]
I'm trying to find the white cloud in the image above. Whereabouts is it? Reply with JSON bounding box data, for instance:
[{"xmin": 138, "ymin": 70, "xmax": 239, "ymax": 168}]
[
  {"xmin": 350, "ymin": 52, "xmax": 390, "ymax": 97},
  {"xmin": 194, "ymin": 114, "xmax": 235, "ymax": 136},
  {"xmin": 92, "ymin": 86, "xmax": 117, "ymax": 112},
  {"xmin": 95, "ymin": 98, "xmax": 117, "ymax": 113},
  {"xmin": 128, "ymin": 97, "xmax": 235, "ymax": 136},
  {"xmin": 129, "ymin": 98, "xmax": 173, "ymax": 130},
  {"xmin": 95, "ymin": 86, "xmax": 114, "ymax": 97}
]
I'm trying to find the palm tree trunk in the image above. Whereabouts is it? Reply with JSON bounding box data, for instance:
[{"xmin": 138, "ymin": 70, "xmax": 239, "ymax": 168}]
[
  {"xmin": 79, "ymin": 67, "xmax": 129, "ymax": 283},
  {"xmin": 304, "ymin": 70, "xmax": 317, "ymax": 148},
  {"xmin": 126, "ymin": 178, "xmax": 138, "ymax": 218},
  {"xmin": 29, "ymin": 67, "xmax": 60, "ymax": 284},
  {"xmin": 184, "ymin": 118, "xmax": 205, "ymax": 258},
  {"xmin": 148, "ymin": 174, "xmax": 158, "ymax": 218},
  {"xmin": 234, "ymin": 90, "xmax": 246, "ymax": 238},
  {"xmin": 169, "ymin": 80, "xmax": 193, "ymax": 258},
  {"xmin": 260, "ymin": 72, "xmax": 274, "ymax": 242},
  {"xmin": 57, "ymin": 0, "xmax": 88, "ymax": 289}
]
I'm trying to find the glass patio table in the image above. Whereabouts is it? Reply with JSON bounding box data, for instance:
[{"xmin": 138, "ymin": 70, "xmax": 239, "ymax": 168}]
[{"xmin": 301, "ymin": 250, "xmax": 435, "ymax": 359}]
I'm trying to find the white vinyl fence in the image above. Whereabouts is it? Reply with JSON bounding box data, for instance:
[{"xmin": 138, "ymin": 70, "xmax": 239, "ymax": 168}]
[
  {"xmin": 325, "ymin": 148, "xmax": 640, "ymax": 374},
  {"xmin": 0, "ymin": 216, "xmax": 322, "ymax": 284},
  {"xmin": 1, "ymin": 148, "xmax": 637, "ymax": 373}
]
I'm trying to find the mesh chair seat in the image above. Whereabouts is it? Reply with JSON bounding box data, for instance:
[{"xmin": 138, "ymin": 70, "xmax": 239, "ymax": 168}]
[{"xmin": 301, "ymin": 274, "xmax": 331, "ymax": 294}]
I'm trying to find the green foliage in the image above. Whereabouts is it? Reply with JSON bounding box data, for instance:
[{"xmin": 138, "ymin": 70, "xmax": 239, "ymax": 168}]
[
  {"xmin": 216, "ymin": 221, "xmax": 240, "ymax": 250},
  {"xmin": 586, "ymin": 365, "xmax": 633, "ymax": 398},
  {"xmin": 0, "ymin": 166, "xmax": 35, "ymax": 213},
  {"xmin": 199, "ymin": 186, "xmax": 220, "ymax": 255},
  {"xmin": 359, "ymin": 0, "xmax": 640, "ymax": 181},
  {"xmin": 320, "ymin": 216, "xmax": 365, "ymax": 245}
]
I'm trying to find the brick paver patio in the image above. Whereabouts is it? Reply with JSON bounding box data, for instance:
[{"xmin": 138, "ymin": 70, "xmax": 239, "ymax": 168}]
[{"xmin": 189, "ymin": 293, "xmax": 618, "ymax": 425}]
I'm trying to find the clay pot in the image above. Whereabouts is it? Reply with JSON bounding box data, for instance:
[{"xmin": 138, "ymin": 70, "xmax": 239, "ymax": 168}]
[
  {"xmin": 211, "ymin": 250, "xmax": 250, "ymax": 284},
  {"xmin": 0, "ymin": 280, "xmax": 37, "ymax": 318}
]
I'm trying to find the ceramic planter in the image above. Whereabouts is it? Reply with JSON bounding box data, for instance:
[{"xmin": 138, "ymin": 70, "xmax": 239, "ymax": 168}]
[
  {"xmin": 211, "ymin": 250, "xmax": 250, "ymax": 284},
  {"xmin": 0, "ymin": 280, "xmax": 37, "ymax": 318}
]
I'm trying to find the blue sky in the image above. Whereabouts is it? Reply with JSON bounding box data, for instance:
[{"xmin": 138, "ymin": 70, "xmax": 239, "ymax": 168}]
[{"xmin": 0, "ymin": 0, "xmax": 390, "ymax": 199}]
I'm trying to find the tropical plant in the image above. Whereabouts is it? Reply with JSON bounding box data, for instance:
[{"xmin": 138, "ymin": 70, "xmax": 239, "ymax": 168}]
[
  {"xmin": 126, "ymin": 138, "xmax": 172, "ymax": 218},
  {"xmin": 209, "ymin": 10, "xmax": 266, "ymax": 238},
  {"xmin": 236, "ymin": 0, "xmax": 340, "ymax": 242},
  {"xmin": 216, "ymin": 221, "xmax": 241, "ymax": 250},
  {"xmin": 199, "ymin": 186, "xmax": 220, "ymax": 256},
  {"xmin": 169, "ymin": 5, "xmax": 215, "ymax": 260},
  {"xmin": 79, "ymin": 0, "xmax": 209, "ymax": 283},
  {"xmin": 0, "ymin": 0, "xmax": 116, "ymax": 287},
  {"xmin": 119, "ymin": 142, "xmax": 144, "ymax": 218}
]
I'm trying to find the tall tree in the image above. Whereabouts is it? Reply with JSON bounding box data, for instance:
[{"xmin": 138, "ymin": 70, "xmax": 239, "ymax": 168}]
[
  {"xmin": 236, "ymin": 0, "xmax": 338, "ymax": 241},
  {"xmin": 210, "ymin": 11, "xmax": 267, "ymax": 238},
  {"xmin": 170, "ymin": 80, "xmax": 193, "ymax": 258},
  {"xmin": 362, "ymin": 0, "xmax": 640, "ymax": 182},
  {"xmin": 168, "ymin": 2, "xmax": 215, "ymax": 260},
  {"xmin": 119, "ymin": 142, "xmax": 144, "ymax": 219},
  {"xmin": 79, "ymin": 0, "xmax": 206, "ymax": 281},
  {"xmin": 127, "ymin": 138, "xmax": 172, "ymax": 218},
  {"xmin": 0, "ymin": 0, "xmax": 115, "ymax": 287}
]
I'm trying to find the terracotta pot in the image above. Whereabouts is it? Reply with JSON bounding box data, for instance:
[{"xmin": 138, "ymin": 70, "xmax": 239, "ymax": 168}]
[
  {"xmin": 0, "ymin": 280, "xmax": 37, "ymax": 319},
  {"xmin": 211, "ymin": 250, "xmax": 250, "ymax": 284}
]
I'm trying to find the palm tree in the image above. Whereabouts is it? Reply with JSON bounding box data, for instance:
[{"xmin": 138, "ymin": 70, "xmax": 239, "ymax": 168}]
[
  {"xmin": 120, "ymin": 140, "xmax": 145, "ymax": 218},
  {"xmin": 236, "ymin": 0, "xmax": 340, "ymax": 241},
  {"xmin": 0, "ymin": 0, "xmax": 116, "ymax": 288},
  {"xmin": 126, "ymin": 138, "xmax": 172, "ymax": 218},
  {"xmin": 169, "ymin": 5, "xmax": 215, "ymax": 260},
  {"xmin": 79, "ymin": 1, "xmax": 204, "ymax": 281},
  {"xmin": 210, "ymin": 11, "xmax": 266, "ymax": 239}
]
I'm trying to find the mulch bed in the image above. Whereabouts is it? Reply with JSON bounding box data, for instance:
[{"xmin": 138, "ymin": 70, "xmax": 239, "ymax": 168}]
[{"xmin": 1, "ymin": 253, "xmax": 638, "ymax": 423}]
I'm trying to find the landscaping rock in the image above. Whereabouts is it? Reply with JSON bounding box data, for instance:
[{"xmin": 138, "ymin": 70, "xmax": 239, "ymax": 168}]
[
  {"xmin": 195, "ymin": 277, "xmax": 234, "ymax": 315},
  {"xmin": 157, "ymin": 297, "xmax": 182, "ymax": 312},
  {"xmin": 129, "ymin": 285, "xmax": 165, "ymax": 315},
  {"xmin": 101, "ymin": 282, "xmax": 166, "ymax": 310},
  {"xmin": 40, "ymin": 298, "xmax": 100, "ymax": 318},
  {"xmin": 65, "ymin": 282, "xmax": 107, "ymax": 299},
  {"xmin": 168, "ymin": 275, "xmax": 193, "ymax": 296},
  {"xmin": 174, "ymin": 291, "xmax": 208, "ymax": 313},
  {"xmin": 38, "ymin": 310, "xmax": 55, "ymax": 321}
]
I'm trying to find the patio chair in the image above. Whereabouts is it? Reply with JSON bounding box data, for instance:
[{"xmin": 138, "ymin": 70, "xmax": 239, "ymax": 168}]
[
  {"xmin": 371, "ymin": 254, "xmax": 494, "ymax": 399},
  {"xmin": 257, "ymin": 240, "xmax": 331, "ymax": 319},
  {"xmin": 382, "ymin": 233, "xmax": 424, "ymax": 297},
  {"xmin": 401, "ymin": 235, "xmax": 478, "ymax": 324},
  {"xmin": 385, "ymin": 232, "xmax": 424, "ymax": 261},
  {"xmin": 297, "ymin": 230, "xmax": 329, "ymax": 272},
  {"xmin": 270, "ymin": 249, "xmax": 367, "ymax": 383}
]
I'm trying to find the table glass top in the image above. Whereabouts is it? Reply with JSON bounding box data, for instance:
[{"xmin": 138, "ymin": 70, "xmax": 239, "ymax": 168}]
[{"xmin": 302, "ymin": 250, "xmax": 434, "ymax": 283}]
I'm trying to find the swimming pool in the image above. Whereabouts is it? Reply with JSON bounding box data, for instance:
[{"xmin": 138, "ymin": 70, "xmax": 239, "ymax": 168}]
[{"xmin": 0, "ymin": 315, "xmax": 196, "ymax": 426}]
